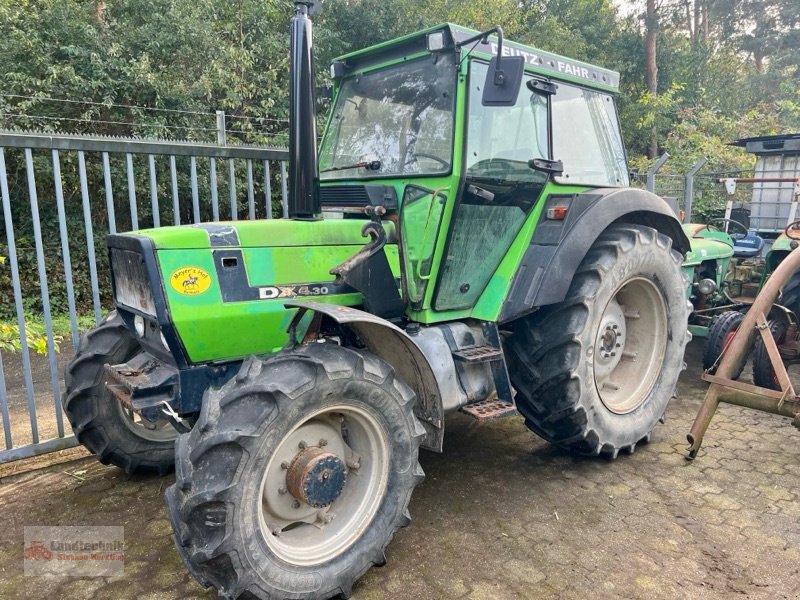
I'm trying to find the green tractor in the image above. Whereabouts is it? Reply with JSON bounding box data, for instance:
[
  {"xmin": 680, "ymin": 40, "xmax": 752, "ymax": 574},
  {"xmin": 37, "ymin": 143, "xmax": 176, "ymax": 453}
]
[
  {"xmin": 63, "ymin": 2, "xmax": 691, "ymax": 598},
  {"xmin": 685, "ymin": 218, "xmax": 800, "ymax": 376}
]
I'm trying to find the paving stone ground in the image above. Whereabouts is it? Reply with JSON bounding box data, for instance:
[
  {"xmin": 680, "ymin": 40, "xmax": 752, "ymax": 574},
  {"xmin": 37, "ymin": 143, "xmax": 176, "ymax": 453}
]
[{"xmin": 0, "ymin": 338, "xmax": 798, "ymax": 599}]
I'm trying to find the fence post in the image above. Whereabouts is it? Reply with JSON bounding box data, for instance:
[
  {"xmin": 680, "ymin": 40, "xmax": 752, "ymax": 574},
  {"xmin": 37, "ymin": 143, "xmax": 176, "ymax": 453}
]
[
  {"xmin": 646, "ymin": 152, "xmax": 670, "ymax": 193},
  {"xmin": 683, "ymin": 157, "xmax": 707, "ymax": 223},
  {"xmin": 216, "ymin": 111, "xmax": 227, "ymax": 146}
]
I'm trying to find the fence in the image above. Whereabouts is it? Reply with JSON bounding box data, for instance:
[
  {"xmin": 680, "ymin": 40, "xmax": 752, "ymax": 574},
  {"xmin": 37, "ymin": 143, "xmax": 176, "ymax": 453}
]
[{"xmin": 0, "ymin": 130, "xmax": 289, "ymax": 464}]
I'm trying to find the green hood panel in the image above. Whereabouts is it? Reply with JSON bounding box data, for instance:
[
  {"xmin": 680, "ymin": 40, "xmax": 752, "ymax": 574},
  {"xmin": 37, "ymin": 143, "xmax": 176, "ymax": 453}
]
[
  {"xmin": 770, "ymin": 233, "xmax": 794, "ymax": 253},
  {"xmin": 682, "ymin": 224, "xmax": 734, "ymax": 266},
  {"xmin": 136, "ymin": 218, "xmax": 395, "ymax": 250},
  {"xmin": 126, "ymin": 219, "xmax": 399, "ymax": 363}
]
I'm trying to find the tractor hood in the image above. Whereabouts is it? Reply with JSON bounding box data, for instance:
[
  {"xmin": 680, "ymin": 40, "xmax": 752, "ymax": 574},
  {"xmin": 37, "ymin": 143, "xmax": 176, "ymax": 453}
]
[
  {"xmin": 682, "ymin": 223, "xmax": 735, "ymax": 266},
  {"xmin": 107, "ymin": 218, "xmax": 398, "ymax": 364}
]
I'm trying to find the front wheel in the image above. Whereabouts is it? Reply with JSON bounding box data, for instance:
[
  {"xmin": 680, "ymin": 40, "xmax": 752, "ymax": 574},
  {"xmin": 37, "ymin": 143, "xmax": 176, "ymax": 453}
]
[
  {"xmin": 63, "ymin": 311, "xmax": 179, "ymax": 475},
  {"xmin": 165, "ymin": 342, "xmax": 425, "ymax": 600},
  {"xmin": 506, "ymin": 223, "xmax": 691, "ymax": 458}
]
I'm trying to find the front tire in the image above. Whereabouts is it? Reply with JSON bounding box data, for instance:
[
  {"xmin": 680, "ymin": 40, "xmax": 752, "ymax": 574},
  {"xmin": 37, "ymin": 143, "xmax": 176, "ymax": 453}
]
[
  {"xmin": 63, "ymin": 311, "xmax": 178, "ymax": 475},
  {"xmin": 165, "ymin": 342, "xmax": 425, "ymax": 600},
  {"xmin": 506, "ymin": 224, "xmax": 691, "ymax": 458}
]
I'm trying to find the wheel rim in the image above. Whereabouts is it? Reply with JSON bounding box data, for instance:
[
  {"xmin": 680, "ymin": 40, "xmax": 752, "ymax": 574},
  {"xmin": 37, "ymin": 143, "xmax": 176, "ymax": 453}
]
[
  {"xmin": 112, "ymin": 394, "xmax": 179, "ymax": 442},
  {"xmin": 594, "ymin": 277, "xmax": 668, "ymax": 414},
  {"xmin": 259, "ymin": 404, "xmax": 389, "ymax": 566}
]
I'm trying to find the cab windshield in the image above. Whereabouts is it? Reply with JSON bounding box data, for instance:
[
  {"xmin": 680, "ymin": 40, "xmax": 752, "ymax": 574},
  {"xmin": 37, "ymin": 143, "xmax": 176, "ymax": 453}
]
[{"xmin": 319, "ymin": 53, "xmax": 456, "ymax": 180}]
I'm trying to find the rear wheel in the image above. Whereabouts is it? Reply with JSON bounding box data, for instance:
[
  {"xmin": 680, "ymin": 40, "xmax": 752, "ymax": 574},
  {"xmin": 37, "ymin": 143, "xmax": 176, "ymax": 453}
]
[
  {"xmin": 165, "ymin": 342, "xmax": 424, "ymax": 600},
  {"xmin": 702, "ymin": 310, "xmax": 747, "ymax": 377},
  {"xmin": 752, "ymin": 320, "xmax": 788, "ymax": 391},
  {"xmin": 63, "ymin": 311, "xmax": 178, "ymax": 475},
  {"xmin": 779, "ymin": 271, "xmax": 800, "ymax": 318},
  {"xmin": 506, "ymin": 224, "xmax": 690, "ymax": 458}
]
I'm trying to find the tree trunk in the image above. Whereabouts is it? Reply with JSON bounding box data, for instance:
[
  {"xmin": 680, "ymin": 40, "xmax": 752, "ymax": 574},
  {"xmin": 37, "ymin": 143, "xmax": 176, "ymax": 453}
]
[
  {"xmin": 754, "ymin": 50, "xmax": 765, "ymax": 73},
  {"xmin": 645, "ymin": 0, "xmax": 659, "ymax": 158}
]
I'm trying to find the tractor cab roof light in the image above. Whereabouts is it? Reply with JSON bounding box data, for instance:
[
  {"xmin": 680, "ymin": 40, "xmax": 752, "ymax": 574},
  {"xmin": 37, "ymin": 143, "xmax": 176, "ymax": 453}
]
[{"xmin": 426, "ymin": 32, "xmax": 446, "ymax": 52}]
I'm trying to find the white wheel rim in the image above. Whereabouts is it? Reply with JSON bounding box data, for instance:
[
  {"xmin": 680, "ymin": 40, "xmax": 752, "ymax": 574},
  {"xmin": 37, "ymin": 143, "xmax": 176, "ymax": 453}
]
[
  {"xmin": 258, "ymin": 404, "xmax": 389, "ymax": 566},
  {"xmin": 594, "ymin": 277, "xmax": 668, "ymax": 414}
]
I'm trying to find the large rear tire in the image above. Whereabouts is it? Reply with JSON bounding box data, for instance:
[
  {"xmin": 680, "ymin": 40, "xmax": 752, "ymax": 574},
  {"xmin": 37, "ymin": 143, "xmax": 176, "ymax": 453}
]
[
  {"xmin": 63, "ymin": 311, "xmax": 178, "ymax": 475},
  {"xmin": 505, "ymin": 224, "xmax": 690, "ymax": 458},
  {"xmin": 165, "ymin": 342, "xmax": 425, "ymax": 600}
]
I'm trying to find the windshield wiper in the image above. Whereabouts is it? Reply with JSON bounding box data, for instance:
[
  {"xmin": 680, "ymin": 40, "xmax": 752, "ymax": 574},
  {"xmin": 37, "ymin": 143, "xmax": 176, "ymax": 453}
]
[{"xmin": 321, "ymin": 159, "xmax": 382, "ymax": 173}]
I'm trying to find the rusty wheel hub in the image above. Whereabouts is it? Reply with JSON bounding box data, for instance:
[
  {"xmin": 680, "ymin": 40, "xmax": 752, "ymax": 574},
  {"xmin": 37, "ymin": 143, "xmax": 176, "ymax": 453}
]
[{"xmin": 286, "ymin": 446, "xmax": 347, "ymax": 509}]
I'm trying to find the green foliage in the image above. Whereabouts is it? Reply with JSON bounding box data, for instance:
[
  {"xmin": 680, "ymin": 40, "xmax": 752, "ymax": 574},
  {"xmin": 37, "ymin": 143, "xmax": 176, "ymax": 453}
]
[
  {"xmin": 0, "ymin": 0, "xmax": 798, "ymax": 326},
  {"xmin": 0, "ymin": 320, "xmax": 61, "ymax": 355}
]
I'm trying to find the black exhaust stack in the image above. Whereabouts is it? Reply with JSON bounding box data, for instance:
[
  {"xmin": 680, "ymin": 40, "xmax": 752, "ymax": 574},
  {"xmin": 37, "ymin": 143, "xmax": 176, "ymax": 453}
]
[{"xmin": 288, "ymin": 1, "xmax": 321, "ymax": 219}]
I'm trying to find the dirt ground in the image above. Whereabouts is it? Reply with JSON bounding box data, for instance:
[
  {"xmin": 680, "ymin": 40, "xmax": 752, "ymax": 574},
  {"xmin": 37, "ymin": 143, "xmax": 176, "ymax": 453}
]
[{"xmin": 0, "ymin": 338, "xmax": 798, "ymax": 600}]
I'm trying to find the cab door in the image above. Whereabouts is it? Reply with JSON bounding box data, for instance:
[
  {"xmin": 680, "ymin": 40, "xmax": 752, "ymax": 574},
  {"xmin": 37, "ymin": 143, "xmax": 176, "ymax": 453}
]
[{"xmin": 434, "ymin": 61, "xmax": 551, "ymax": 311}]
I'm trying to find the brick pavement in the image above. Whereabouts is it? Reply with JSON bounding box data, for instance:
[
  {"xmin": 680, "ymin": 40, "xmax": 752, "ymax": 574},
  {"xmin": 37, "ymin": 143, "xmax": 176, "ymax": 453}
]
[{"xmin": 0, "ymin": 339, "xmax": 798, "ymax": 599}]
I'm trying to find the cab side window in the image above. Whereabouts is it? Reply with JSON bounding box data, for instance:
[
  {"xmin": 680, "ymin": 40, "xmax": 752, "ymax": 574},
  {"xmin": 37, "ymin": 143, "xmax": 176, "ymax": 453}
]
[{"xmin": 551, "ymin": 84, "xmax": 628, "ymax": 187}]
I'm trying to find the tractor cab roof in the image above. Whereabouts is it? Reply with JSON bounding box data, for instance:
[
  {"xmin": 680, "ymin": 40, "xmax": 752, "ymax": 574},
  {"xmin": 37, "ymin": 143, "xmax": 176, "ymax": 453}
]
[{"xmin": 332, "ymin": 23, "xmax": 620, "ymax": 93}]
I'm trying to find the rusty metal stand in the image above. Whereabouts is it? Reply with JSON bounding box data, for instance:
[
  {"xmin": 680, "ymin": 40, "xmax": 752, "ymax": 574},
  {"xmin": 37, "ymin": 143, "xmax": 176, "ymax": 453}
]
[{"xmin": 687, "ymin": 246, "xmax": 800, "ymax": 459}]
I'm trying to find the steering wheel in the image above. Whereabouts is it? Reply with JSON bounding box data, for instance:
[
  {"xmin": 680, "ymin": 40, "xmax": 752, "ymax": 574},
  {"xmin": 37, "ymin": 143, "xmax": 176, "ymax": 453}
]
[
  {"xmin": 405, "ymin": 152, "xmax": 449, "ymax": 168},
  {"xmin": 702, "ymin": 218, "xmax": 749, "ymax": 239},
  {"xmin": 785, "ymin": 220, "xmax": 800, "ymax": 240}
]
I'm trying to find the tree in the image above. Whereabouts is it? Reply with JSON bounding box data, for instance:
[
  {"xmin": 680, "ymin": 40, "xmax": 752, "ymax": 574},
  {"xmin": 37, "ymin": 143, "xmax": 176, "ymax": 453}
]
[{"xmin": 644, "ymin": 0, "xmax": 659, "ymax": 158}]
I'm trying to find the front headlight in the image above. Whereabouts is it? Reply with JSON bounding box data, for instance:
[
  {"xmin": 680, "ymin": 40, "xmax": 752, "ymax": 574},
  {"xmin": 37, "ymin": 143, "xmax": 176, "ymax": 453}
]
[{"xmin": 134, "ymin": 315, "xmax": 146, "ymax": 337}]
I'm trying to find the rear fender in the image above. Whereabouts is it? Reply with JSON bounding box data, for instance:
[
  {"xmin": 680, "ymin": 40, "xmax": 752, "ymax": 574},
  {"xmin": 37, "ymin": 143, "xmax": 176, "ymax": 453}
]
[
  {"xmin": 500, "ymin": 187, "xmax": 690, "ymax": 322},
  {"xmin": 284, "ymin": 301, "xmax": 445, "ymax": 452}
]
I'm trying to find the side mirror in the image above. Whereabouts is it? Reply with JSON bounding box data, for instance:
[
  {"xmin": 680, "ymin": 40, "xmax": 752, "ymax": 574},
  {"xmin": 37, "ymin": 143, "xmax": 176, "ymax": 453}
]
[{"xmin": 482, "ymin": 55, "xmax": 524, "ymax": 106}]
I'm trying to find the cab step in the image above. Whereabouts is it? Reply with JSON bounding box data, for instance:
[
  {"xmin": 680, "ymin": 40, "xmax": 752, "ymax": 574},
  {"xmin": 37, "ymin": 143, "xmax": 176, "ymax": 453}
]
[
  {"xmin": 460, "ymin": 397, "xmax": 517, "ymax": 422},
  {"xmin": 451, "ymin": 345, "xmax": 503, "ymax": 363}
]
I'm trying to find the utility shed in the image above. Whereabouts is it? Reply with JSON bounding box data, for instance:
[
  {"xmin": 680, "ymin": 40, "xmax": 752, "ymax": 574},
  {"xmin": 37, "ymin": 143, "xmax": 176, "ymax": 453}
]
[{"xmin": 731, "ymin": 134, "xmax": 800, "ymax": 234}]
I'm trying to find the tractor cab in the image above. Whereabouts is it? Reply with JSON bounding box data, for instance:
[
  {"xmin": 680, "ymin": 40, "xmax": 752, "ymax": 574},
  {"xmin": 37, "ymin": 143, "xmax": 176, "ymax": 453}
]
[{"xmin": 317, "ymin": 24, "xmax": 634, "ymax": 321}]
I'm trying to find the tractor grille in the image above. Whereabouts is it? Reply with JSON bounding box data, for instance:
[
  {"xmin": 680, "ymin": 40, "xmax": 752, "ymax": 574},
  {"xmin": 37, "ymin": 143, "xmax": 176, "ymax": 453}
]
[
  {"xmin": 320, "ymin": 185, "xmax": 372, "ymax": 207},
  {"xmin": 320, "ymin": 184, "xmax": 398, "ymax": 210},
  {"xmin": 110, "ymin": 248, "xmax": 157, "ymax": 316}
]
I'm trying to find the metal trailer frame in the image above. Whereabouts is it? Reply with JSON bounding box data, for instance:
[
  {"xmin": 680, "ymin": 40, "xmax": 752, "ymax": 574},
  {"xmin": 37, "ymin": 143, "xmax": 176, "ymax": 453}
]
[{"xmin": 687, "ymin": 245, "xmax": 800, "ymax": 458}]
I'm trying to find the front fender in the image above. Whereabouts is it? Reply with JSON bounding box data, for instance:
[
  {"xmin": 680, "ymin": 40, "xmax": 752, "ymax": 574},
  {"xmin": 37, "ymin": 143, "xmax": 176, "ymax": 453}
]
[{"xmin": 284, "ymin": 301, "xmax": 445, "ymax": 452}]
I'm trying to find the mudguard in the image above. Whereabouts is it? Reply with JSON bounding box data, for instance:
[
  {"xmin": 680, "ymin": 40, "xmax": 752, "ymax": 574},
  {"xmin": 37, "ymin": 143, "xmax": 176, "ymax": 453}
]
[
  {"xmin": 500, "ymin": 187, "xmax": 690, "ymax": 322},
  {"xmin": 284, "ymin": 301, "xmax": 445, "ymax": 452}
]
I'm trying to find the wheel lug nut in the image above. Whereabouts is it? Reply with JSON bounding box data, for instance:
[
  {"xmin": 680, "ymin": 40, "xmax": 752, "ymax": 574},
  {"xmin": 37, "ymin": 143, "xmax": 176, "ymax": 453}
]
[
  {"xmin": 293, "ymin": 500, "xmax": 301, "ymax": 509},
  {"xmin": 280, "ymin": 461, "xmax": 289, "ymax": 470},
  {"xmin": 319, "ymin": 438, "xmax": 328, "ymax": 447},
  {"xmin": 278, "ymin": 487, "xmax": 287, "ymax": 495},
  {"xmin": 298, "ymin": 441, "xmax": 307, "ymax": 450},
  {"xmin": 612, "ymin": 324, "xmax": 618, "ymax": 329}
]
